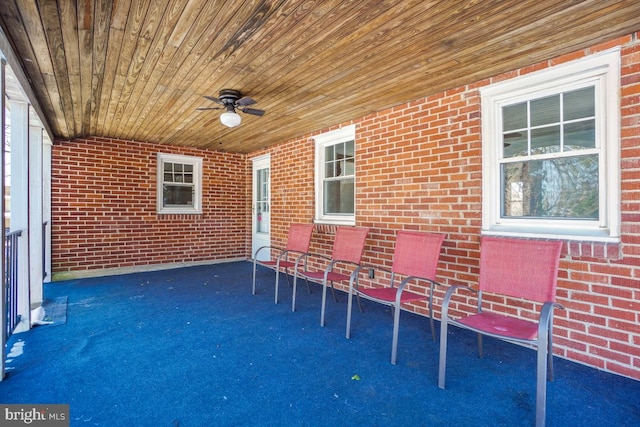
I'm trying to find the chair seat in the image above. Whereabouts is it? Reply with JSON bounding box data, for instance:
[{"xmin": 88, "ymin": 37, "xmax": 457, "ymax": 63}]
[
  {"xmin": 457, "ymin": 311, "xmax": 539, "ymax": 341},
  {"xmin": 359, "ymin": 287, "xmax": 425, "ymax": 303},
  {"xmin": 300, "ymin": 270, "xmax": 349, "ymax": 282},
  {"xmin": 259, "ymin": 259, "xmax": 296, "ymax": 269}
]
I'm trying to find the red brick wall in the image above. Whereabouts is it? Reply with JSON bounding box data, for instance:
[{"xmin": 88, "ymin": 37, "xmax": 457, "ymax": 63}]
[
  {"xmin": 51, "ymin": 137, "xmax": 247, "ymax": 276},
  {"xmin": 251, "ymin": 34, "xmax": 640, "ymax": 380}
]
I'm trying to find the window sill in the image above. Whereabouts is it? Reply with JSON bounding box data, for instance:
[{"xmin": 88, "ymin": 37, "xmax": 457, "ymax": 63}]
[
  {"xmin": 157, "ymin": 210, "xmax": 203, "ymax": 216},
  {"xmin": 482, "ymin": 225, "xmax": 622, "ymax": 260},
  {"xmin": 482, "ymin": 225, "xmax": 620, "ymax": 244},
  {"xmin": 314, "ymin": 218, "xmax": 355, "ymax": 227}
]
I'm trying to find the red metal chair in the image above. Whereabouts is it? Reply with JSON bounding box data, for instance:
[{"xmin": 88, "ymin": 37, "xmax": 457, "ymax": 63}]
[
  {"xmin": 292, "ymin": 226, "xmax": 370, "ymax": 325},
  {"xmin": 438, "ymin": 236, "xmax": 564, "ymax": 427},
  {"xmin": 346, "ymin": 231, "xmax": 445, "ymax": 364},
  {"xmin": 252, "ymin": 223, "xmax": 314, "ymax": 304}
]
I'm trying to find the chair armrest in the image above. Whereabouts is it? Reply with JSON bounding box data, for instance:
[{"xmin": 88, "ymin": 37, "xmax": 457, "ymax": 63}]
[
  {"xmin": 358, "ymin": 264, "xmax": 392, "ymax": 275},
  {"xmin": 298, "ymin": 252, "xmax": 331, "ymax": 262},
  {"xmin": 278, "ymin": 249, "xmax": 308, "ymax": 260},
  {"xmin": 347, "ymin": 264, "xmax": 377, "ymax": 292},
  {"xmin": 441, "ymin": 284, "xmax": 478, "ymax": 320},
  {"xmin": 397, "ymin": 275, "xmax": 444, "ymax": 292},
  {"xmin": 351, "ymin": 267, "xmax": 444, "ymax": 296},
  {"xmin": 326, "ymin": 259, "xmax": 362, "ymax": 272},
  {"xmin": 391, "ymin": 275, "xmax": 446, "ymax": 308},
  {"xmin": 253, "ymin": 245, "xmax": 284, "ymax": 259},
  {"xmin": 323, "ymin": 260, "xmax": 366, "ymax": 285},
  {"xmin": 538, "ymin": 301, "xmax": 565, "ymax": 339},
  {"xmin": 294, "ymin": 251, "xmax": 332, "ymax": 272}
]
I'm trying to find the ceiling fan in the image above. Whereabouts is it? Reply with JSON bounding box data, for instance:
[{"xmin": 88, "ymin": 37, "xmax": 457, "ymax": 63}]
[{"xmin": 197, "ymin": 89, "xmax": 265, "ymax": 128}]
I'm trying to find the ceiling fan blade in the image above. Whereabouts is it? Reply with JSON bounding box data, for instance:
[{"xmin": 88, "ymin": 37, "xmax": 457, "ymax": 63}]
[
  {"xmin": 196, "ymin": 107, "xmax": 223, "ymax": 111},
  {"xmin": 237, "ymin": 96, "xmax": 256, "ymax": 107},
  {"xmin": 203, "ymin": 95, "xmax": 224, "ymax": 105},
  {"xmin": 241, "ymin": 107, "xmax": 265, "ymax": 116}
]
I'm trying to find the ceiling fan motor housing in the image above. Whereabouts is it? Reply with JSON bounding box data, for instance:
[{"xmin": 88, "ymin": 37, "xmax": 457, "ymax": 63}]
[{"xmin": 218, "ymin": 89, "xmax": 243, "ymax": 106}]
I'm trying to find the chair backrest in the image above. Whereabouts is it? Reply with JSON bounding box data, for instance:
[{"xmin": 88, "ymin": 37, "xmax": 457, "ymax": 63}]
[
  {"xmin": 392, "ymin": 231, "xmax": 445, "ymax": 280},
  {"xmin": 331, "ymin": 227, "xmax": 370, "ymax": 264},
  {"xmin": 479, "ymin": 236, "xmax": 563, "ymax": 303},
  {"xmin": 285, "ymin": 224, "xmax": 315, "ymax": 253}
]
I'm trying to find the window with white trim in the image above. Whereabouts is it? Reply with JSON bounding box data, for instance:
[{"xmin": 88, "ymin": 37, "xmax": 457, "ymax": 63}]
[
  {"xmin": 481, "ymin": 49, "xmax": 620, "ymax": 241},
  {"xmin": 314, "ymin": 125, "xmax": 356, "ymax": 225},
  {"xmin": 157, "ymin": 153, "xmax": 202, "ymax": 214}
]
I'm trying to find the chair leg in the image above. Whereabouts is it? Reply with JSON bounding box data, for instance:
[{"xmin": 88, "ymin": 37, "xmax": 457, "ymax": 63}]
[
  {"xmin": 288, "ymin": 268, "xmax": 310, "ymax": 294},
  {"xmin": 356, "ymin": 293, "xmax": 364, "ymax": 313},
  {"xmin": 330, "ymin": 281, "xmax": 338, "ymax": 302},
  {"xmin": 536, "ymin": 337, "xmax": 549, "ymax": 427},
  {"xmin": 291, "ymin": 272, "xmax": 298, "ymax": 312},
  {"xmin": 547, "ymin": 330, "xmax": 555, "ymax": 382},
  {"xmin": 391, "ymin": 301, "xmax": 401, "ymax": 365},
  {"xmin": 477, "ymin": 333, "xmax": 484, "ymax": 358},
  {"xmin": 346, "ymin": 286, "xmax": 353, "ymax": 339},
  {"xmin": 535, "ymin": 302, "xmax": 557, "ymax": 427},
  {"xmin": 437, "ymin": 317, "xmax": 449, "ymax": 389},
  {"xmin": 274, "ymin": 269, "xmax": 281, "ymax": 304},
  {"xmin": 283, "ymin": 267, "xmax": 291, "ymax": 287},
  {"xmin": 429, "ymin": 316, "xmax": 436, "ymax": 341},
  {"xmin": 252, "ymin": 259, "xmax": 258, "ymax": 295},
  {"xmin": 427, "ymin": 282, "xmax": 436, "ymax": 341},
  {"xmin": 320, "ymin": 280, "xmax": 328, "ymax": 327}
]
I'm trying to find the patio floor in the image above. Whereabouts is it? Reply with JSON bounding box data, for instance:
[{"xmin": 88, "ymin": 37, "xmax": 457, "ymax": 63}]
[{"xmin": 2, "ymin": 261, "xmax": 639, "ymax": 426}]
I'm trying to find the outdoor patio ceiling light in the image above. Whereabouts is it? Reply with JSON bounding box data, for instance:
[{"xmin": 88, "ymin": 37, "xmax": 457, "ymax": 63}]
[{"xmin": 220, "ymin": 107, "xmax": 242, "ymax": 128}]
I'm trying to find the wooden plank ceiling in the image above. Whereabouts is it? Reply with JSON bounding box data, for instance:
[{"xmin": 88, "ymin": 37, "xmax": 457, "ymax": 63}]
[{"xmin": 1, "ymin": 1, "xmax": 639, "ymax": 154}]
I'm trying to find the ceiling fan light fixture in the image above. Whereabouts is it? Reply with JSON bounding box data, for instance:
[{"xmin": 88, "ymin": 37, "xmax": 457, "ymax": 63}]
[{"xmin": 220, "ymin": 110, "xmax": 242, "ymax": 128}]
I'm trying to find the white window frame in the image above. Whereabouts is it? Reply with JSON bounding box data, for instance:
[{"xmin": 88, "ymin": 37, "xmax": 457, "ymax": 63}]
[
  {"xmin": 481, "ymin": 49, "xmax": 620, "ymax": 242},
  {"xmin": 157, "ymin": 153, "xmax": 203, "ymax": 214},
  {"xmin": 313, "ymin": 124, "xmax": 356, "ymax": 226}
]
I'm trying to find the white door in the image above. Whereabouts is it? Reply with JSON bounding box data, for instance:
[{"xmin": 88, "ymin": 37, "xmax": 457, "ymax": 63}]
[{"xmin": 252, "ymin": 155, "xmax": 270, "ymax": 261}]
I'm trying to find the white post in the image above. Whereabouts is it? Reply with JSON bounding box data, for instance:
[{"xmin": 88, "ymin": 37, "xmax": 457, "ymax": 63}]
[
  {"xmin": 43, "ymin": 136, "xmax": 52, "ymax": 283},
  {"xmin": 1, "ymin": 58, "xmax": 7, "ymax": 380},
  {"xmin": 10, "ymin": 99, "xmax": 30, "ymax": 333},
  {"xmin": 29, "ymin": 124, "xmax": 43, "ymax": 304}
]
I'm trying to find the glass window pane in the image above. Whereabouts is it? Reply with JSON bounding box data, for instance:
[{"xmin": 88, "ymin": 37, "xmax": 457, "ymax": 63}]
[
  {"xmin": 564, "ymin": 119, "xmax": 595, "ymax": 150},
  {"xmin": 324, "ymin": 178, "xmax": 354, "ymax": 214},
  {"xmin": 503, "ymin": 132, "xmax": 528, "ymax": 158},
  {"xmin": 531, "ymin": 125, "xmax": 560, "ymax": 155},
  {"xmin": 531, "ymin": 94, "xmax": 560, "ymax": 127},
  {"xmin": 564, "ymin": 87, "xmax": 595, "ymax": 120},
  {"xmin": 255, "ymin": 168, "xmax": 269, "ymax": 233},
  {"xmin": 325, "ymin": 145, "xmax": 335, "ymax": 162},
  {"xmin": 502, "ymin": 155, "xmax": 598, "ymax": 219},
  {"xmin": 163, "ymin": 185, "xmax": 194, "ymax": 206},
  {"xmin": 257, "ymin": 169, "xmax": 269, "ymax": 202},
  {"xmin": 164, "ymin": 173, "xmax": 172, "ymax": 182},
  {"xmin": 345, "ymin": 140, "xmax": 354, "ymax": 158},
  {"xmin": 325, "ymin": 161, "xmax": 335, "ymax": 178},
  {"xmin": 503, "ymin": 102, "xmax": 527, "ymax": 131},
  {"xmin": 164, "ymin": 163, "xmax": 172, "ymax": 172},
  {"xmin": 344, "ymin": 158, "xmax": 355, "ymax": 175}
]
